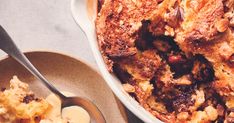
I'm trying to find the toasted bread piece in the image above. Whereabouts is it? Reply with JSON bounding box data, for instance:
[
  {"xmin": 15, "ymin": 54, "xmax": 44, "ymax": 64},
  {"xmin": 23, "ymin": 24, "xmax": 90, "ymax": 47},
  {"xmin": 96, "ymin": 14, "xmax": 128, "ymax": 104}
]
[
  {"xmin": 178, "ymin": 0, "xmax": 225, "ymax": 42},
  {"xmin": 117, "ymin": 50, "xmax": 162, "ymax": 81},
  {"xmin": 96, "ymin": 0, "xmax": 160, "ymax": 69}
]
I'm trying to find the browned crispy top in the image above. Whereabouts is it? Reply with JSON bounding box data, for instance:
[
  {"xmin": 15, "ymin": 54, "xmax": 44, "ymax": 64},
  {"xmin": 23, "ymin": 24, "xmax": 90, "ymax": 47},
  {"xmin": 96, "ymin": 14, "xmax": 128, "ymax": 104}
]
[
  {"xmin": 96, "ymin": 0, "xmax": 159, "ymax": 58},
  {"xmin": 96, "ymin": 0, "xmax": 234, "ymax": 122}
]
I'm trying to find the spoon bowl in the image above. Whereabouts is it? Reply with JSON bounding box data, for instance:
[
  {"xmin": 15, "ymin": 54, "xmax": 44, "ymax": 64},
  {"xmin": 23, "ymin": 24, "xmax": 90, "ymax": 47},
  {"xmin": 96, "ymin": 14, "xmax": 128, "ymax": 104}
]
[
  {"xmin": 0, "ymin": 25, "xmax": 106, "ymax": 123},
  {"xmin": 62, "ymin": 97, "xmax": 105, "ymax": 123}
]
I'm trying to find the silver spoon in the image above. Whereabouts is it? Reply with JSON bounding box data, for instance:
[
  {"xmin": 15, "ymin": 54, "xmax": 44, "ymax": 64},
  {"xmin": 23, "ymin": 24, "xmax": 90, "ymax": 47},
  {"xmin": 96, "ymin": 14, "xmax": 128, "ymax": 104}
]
[{"xmin": 0, "ymin": 25, "xmax": 106, "ymax": 123}]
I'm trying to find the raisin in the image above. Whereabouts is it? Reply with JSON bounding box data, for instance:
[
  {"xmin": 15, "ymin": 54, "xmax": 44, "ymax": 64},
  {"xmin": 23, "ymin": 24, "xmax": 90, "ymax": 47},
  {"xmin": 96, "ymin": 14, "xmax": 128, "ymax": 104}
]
[
  {"xmin": 34, "ymin": 116, "xmax": 41, "ymax": 122},
  {"xmin": 23, "ymin": 94, "xmax": 35, "ymax": 104}
]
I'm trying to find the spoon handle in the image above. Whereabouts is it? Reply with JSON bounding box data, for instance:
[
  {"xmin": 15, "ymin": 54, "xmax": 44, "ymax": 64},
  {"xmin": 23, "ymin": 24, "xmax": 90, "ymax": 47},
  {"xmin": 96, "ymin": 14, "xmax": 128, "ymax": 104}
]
[{"xmin": 0, "ymin": 25, "xmax": 66, "ymax": 99}]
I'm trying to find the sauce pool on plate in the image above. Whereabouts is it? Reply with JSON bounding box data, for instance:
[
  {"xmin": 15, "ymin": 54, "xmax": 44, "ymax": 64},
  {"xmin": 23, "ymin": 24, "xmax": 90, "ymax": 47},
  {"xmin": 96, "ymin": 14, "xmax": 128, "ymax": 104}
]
[{"xmin": 42, "ymin": 92, "xmax": 90, "ymax": 123}]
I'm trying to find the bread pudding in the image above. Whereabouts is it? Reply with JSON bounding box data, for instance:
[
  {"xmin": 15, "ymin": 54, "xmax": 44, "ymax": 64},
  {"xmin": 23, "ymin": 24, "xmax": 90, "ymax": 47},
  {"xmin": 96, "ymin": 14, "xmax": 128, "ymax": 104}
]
[
  {"xmin": 0, "ymin": 76, "xmax": 51, "ymax": 123},
  {"xmin": 96, "ymin": 0, "xmax": 234, "ymax": 122},
  {"xmin": 0, "ymin": 76, "xmax": 90, "ymax": 123}
]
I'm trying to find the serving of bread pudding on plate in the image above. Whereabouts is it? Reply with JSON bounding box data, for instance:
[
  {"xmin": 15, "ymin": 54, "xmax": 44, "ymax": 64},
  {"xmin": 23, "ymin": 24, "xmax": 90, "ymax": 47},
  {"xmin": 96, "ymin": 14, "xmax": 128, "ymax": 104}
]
[
  {"xmin": 0, "ymin": 76, "xmax": 50, "ymax": 123},
  {"xmin": 0, "ymin": 76, "xmax": 74, "ymax": 123},
  {"xmin": 96, "ymin": 0, "xmax": 234, "ymax": 122}
]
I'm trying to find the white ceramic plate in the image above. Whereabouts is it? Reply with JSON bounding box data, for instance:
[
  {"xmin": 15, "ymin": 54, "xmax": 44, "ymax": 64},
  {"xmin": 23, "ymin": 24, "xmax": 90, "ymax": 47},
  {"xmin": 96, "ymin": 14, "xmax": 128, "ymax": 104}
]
[{"xmin": 71, "ymin": 0, "xmax": 162, "ymax": 123}]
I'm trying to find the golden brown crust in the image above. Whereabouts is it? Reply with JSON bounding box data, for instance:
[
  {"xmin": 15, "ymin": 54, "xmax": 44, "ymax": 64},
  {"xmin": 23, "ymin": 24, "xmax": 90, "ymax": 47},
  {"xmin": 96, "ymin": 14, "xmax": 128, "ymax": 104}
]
[
  {"xmin": 96, "ymin": 0, "xmax": 234, "ymax": 122},
  {"xmin": 96, "ymin": 0, "xmax": 159, "ymax": 68}
]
